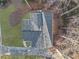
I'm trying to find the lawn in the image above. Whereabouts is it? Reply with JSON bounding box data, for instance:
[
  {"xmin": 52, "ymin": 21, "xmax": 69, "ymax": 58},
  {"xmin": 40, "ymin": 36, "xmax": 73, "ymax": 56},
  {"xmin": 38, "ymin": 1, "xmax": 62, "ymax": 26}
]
[
  {"xmin": 1, "ymin": 55, "xmax": 44, "ymax": 59},
  {"xmin": 23, "ymin": 12, "xmax": 32, "ymax": 19},
  {"xmin": 0, "ymin": 5, "xmax": 24, "ymax": 47}
]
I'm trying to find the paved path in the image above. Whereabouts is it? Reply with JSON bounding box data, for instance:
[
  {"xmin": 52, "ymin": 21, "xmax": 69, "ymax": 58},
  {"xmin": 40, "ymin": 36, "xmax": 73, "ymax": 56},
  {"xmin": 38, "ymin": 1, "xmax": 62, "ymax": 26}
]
[
  {"xmin": 0, "ymin": 24, "xmax": 2, "ymax": 45},
  {"xmin": 0, "ymin": 25, "xmax": 2, "ymax": 56}
]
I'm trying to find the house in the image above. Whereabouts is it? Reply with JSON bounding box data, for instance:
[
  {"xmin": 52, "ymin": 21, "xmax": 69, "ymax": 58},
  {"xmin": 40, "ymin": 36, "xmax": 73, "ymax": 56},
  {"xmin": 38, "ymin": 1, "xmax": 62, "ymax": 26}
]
[{"xmin": 22, "ymin": 10, "xmax": 53, "ymax": 49}]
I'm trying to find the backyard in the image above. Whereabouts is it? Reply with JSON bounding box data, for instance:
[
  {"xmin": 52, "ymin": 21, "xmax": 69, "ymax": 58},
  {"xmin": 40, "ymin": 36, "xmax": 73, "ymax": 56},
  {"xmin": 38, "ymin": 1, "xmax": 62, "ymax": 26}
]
[{"xmin": 0, "ymin": 4, "xmax": 30, "ymax": 47}]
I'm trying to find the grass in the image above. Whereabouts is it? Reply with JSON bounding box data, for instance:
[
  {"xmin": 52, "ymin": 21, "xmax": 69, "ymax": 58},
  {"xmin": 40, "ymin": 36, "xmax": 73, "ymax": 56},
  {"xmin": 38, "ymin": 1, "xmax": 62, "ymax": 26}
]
[
  {"xmin": 0, "ymin": 5, "xmax": 24, "ymax": 47},
  {"xmin": 1, "ymin": 55, "xmax": 44, "ymax": 59},
  {"xmin": 23, "ymin": 12, "xmax": 32, "ymax": 19}
]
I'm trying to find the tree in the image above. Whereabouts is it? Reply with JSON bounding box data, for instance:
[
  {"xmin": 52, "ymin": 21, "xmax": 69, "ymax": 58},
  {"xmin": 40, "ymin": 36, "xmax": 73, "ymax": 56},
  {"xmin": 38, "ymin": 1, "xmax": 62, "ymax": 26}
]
[{"xmin": 0, "ymin": 0, "xmax": 7, "ymax": 6}]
